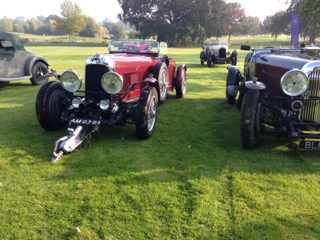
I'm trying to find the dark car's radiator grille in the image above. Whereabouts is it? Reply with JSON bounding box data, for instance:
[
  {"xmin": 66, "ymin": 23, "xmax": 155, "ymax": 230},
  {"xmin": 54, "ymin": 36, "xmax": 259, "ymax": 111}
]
[
  {"xmin": 219, "ymin": 48, "xmax": 227, "ymax": 58},
  {"xmin": 300, "ymin": 70, "xmax": 320, "ymax": 122},
  {"xmin": 85, "ymin": 64, "xmax": 109, "ymax": 99}
]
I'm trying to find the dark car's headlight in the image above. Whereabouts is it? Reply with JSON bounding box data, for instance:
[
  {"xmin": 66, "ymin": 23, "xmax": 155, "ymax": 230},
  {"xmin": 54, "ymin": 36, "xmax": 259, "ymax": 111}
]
[
  {"xmin": 60, "ymin": 69, "xmax": 82, "ymax": 92},
  {"xmin": 101, "ymin": 72, "xmax": 123, "ymax": 94},
  {"xmin": 280, "ymin": 70, "xmax": 309, "ymax": 96}
]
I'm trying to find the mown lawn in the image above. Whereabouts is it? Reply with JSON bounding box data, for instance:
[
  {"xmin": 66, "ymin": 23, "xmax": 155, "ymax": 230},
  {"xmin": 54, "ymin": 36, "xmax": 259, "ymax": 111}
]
[{"xmin": 0, "ymin": 43, "xmax": 319, "ymax": 240}]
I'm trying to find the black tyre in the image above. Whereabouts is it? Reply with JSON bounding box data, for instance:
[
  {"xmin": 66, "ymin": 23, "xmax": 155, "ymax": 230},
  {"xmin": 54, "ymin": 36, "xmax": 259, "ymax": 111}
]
[
  {"xmin": 30, "ymin": 61, "xmax": 49, "ymax": 85},
  {"xmin": 35, "ymin": 81, "xmax": 68, "ymax": 131},
  {"xmin": 0, "ymin": 82, "xmax": 9, "ymax": 88},
  {"xmin": 226, "ymin": 88, "xmax": 236, "ymax": 104},
  {"xmin": 175, "ymin": 67, "xmax": 186, "ymax": 98},
  {"xmin": 135, "ymin": 87, "xmax": 158, "ymax": 139},
  {"xmin": 240, "ymin": 90, "xmax": 261, "ymax": 149},
  {"xmin": 153, "ymin": 62, "xmax": 168, "ymax": 104},
  {"xmin": 200, "ymin": 51, "xmax": 206, "ymax": 65},
  {"xmin": 207, "ymin": 54, "xmax": 212, "ymax": 67}
]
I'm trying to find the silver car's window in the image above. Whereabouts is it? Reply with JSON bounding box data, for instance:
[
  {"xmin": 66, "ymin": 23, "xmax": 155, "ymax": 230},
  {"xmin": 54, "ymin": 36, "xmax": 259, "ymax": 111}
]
[{"xmin": 0, "ymin": 40, "xmax": 13, "ymax": 48}]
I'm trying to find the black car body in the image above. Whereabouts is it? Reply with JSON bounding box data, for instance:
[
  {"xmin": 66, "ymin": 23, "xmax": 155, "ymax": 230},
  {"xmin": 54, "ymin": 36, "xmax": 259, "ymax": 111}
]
[
  {"xmin": 0, "ymin": 32, "xmax": 49, "ymax": 85},
  {"xmin": 226, "ymin": 45, "xmax": 320, "ymax": 150}
]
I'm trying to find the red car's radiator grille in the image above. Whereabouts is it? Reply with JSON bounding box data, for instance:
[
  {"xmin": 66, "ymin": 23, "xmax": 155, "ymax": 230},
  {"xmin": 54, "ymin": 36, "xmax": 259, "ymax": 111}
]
[
  {"xmin": 300, "ymin": 70, "xmax": 320, "ymax": 122},
  {"xmin": 85, "ymin": 64, "xmax": 110, "ymax": 99}
]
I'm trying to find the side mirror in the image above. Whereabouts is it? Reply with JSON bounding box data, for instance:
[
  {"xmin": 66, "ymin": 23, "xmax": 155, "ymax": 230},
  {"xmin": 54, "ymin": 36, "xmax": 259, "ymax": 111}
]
[{"xmin": 241, "ymin": 45, "xmax": 251, "ymax": 51}]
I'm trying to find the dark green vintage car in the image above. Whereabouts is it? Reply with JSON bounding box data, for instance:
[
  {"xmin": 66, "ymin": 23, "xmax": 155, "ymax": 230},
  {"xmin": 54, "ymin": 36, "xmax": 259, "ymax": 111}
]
[
  {"xmin": 0, "ymin": 32, "xmax": 49, "ymax": 85},
  {"xmin": 226, "ymin": 44, "xmax": 320, "ymax": 150}
]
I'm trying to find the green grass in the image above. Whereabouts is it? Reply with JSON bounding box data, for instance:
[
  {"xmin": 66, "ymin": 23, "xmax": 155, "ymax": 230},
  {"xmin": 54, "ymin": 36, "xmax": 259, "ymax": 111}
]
[{"xmin": 0, "ymin": 43, "xmax": 319, "ymax": 240}]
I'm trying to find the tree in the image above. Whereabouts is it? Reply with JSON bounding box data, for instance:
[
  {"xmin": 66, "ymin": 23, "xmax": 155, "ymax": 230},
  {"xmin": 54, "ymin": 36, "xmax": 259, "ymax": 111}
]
[
  {"xmin": 12, "ymin": 17, "xmax": 25, "ymax": 33},
  {"xmin": 269, "ymin": 11, "xmax": 290, "ymax": 41},
  {"xmin": 225, "ymin": 2, "xmax": 246, "ymax": 41},
  {"xmin": 261, "ymin": 16, "xmax": 273, "ymax": 34},
  {"xmin": 117, "ymin": 0, "xmax": 212, "ymax": 44},
  {"xmin": 242, "ymin": 16, "xmax": 261, "ymax": 36},
  {"xmin": 0, "ymin": 17, "xmax": 13, "ymax": 32},
  {"xmin": 207, "ymin": 0, "xmax": 229, "ymax": 40},
  {"xmin": 24, "ymin": 18, "xmax": 41, "ymax": 34},
  {"xmin": 297, "ymin": 0, "xmax": 320, "ymax": 43},
  {"xmin": 127, "ymin": 30, "xmax": 137, "ymax": 38},
  {"xmin": 80, "ymin": 16, "xmax": 101, "ymax": 37},
  {"xmin": 58, "ymin": 0, "xmax": 86, "ymax": 41},
  {"xmin": 102, "ymin": 19, "xmax": 129, "ymax": 39},
  {"xmin": 44, "ymin": 15, "xmax": 60, "ymax": 35},
  {"xmin": 13, "ymin": 24, "xmax": 24, "ymax": 33},
  {"xmin": 109, "ymin": 24, "xmax": 126, "ymax": 39}
]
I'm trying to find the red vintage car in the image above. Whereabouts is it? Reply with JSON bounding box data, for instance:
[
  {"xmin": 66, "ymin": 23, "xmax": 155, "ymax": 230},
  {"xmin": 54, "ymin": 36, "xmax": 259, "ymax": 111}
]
[{"xmin": 35, "ymin": 39, "xmax": 187, "ymax": 162}]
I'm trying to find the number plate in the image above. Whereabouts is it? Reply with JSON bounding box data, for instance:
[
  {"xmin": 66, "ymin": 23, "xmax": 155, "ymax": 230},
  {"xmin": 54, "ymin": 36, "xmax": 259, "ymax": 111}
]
[
  {"xmin": 298, "ymin": 140, "xmax": 320, "ymax": 150},
  {"xmin": 69, "ymin": 118, "xmax": 101, "ymax": 126}
]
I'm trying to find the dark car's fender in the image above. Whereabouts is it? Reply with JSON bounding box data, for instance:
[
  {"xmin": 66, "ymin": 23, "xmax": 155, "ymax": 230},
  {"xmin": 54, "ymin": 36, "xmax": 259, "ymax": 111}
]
[
  {"xmin": 226, "ymin": 65, "xmax": 242, "ymax": 96},
  {"xmin": 24, "ymin": 55, "xmax": 49, "ymax": 76},
  {"xmin": 200, "ymin": 51, "xmax": 206, "ymax": 60}
]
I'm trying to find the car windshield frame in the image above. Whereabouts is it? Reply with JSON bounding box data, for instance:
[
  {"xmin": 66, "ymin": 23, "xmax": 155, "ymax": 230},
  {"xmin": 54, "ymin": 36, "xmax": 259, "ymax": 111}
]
[
  {"xmin": 208, "ymin": 40, "xmax": 228, "ymax": 46},
  {"xmin": 108, "ymin": 39, "xmax": 167, "ymax": 56}
]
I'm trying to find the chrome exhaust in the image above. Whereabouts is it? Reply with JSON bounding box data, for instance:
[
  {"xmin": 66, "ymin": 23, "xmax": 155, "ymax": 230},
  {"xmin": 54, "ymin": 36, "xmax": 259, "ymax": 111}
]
[{"xmin": 51, "ymin": 126, "xmax": 84, "ymax": 163}]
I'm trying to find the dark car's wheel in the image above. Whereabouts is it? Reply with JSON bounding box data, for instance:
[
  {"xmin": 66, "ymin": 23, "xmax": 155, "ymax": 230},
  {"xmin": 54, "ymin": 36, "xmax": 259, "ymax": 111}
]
[
  {"xmin": 200, "ymin": 51, "xmax": 206, "ymax": 65},
  {"xmin": 35, "ymin": 81, "xmax": 68, "ymax": 131},
  {"xmin": 153, "ymin": 62, "xmax": 168, "ymax": 104},
  {"xmin": 175, "ymin": 66, "xmax": 187, "ymax": 98},
  {"xmin": 240, "ymin": 90, "xmax": 261, "ymax": 149},
  {"xmin": 30, "ymin": 61, "xmax": 49, "ymax": 85},
  {"xmin": 0, "ymin": 82, "xmax": 9, "ymax": 88},
  {"xmin": 135, "ymin": 86, "xmax": 159, "ymax": 139},
  {"xmin": 225, "ymin": 76, "xmax": 236, "ymax": 104},
  {"xmin": 226, "ymin": 88, "xmax": 236, "ymax": 104},
  {"xmin": 207, "ymin": 54, "xmax": 212, "ymax": 67}
]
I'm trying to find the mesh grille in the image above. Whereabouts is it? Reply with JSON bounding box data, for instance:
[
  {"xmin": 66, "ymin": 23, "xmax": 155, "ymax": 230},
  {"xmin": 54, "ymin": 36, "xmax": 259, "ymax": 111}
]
[{"xmin": 299, "ymin": 70, "xmax": 320, "ymax": 122}]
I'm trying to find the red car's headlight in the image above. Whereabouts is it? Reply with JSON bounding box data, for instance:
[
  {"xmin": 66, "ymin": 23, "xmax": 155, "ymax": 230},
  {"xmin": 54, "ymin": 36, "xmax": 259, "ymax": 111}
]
[
  {"xmin": 60, "ymin": 69, "xmax": 82, "ymax": 92},
  {"xmin": 101, "ymin": 72, "xmax": 123, "ymax": 94}
]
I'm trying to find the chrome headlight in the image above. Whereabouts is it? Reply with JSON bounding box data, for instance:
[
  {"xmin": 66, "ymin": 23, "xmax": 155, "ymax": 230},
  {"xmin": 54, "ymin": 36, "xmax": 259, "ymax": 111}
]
[
  {"xmin": 101, "ymin": 72, "xmax": 123, "ymax": 94},
  {"xmin": 60, "ymin": 69, "xmax": 82, "ymax": 92},
  {"xmin": 280, "ymin": 70, "xmax": 309, "ymax": 96}
]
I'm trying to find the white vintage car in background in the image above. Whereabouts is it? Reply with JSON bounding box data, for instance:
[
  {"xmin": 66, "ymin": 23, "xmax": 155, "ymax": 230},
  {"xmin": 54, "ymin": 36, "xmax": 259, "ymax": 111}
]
[{"xmin": 200, "ymin": 40, "xmax": 229, "ymax": 67}]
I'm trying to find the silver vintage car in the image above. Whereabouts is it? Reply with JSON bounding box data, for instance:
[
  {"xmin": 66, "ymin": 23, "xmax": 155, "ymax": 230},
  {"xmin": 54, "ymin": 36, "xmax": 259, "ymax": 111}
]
[
  {"xmin": 200, "ymin": 40, "xmax": 229, "ymax": 67},
  {"xmin": 0, "ymin": 32, "xmax": 49, "ymax": 85}
]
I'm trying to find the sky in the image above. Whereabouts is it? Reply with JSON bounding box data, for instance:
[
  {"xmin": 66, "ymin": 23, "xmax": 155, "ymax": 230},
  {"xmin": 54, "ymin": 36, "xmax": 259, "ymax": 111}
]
[
  {"xmin": 1, "ymin": 0, "xmax": 289, "ymax": 23},
  {"xmin": 225, "ymin": 0, "xmax": 289, "ymax": 21},
  {"xmin": 1, "ymin": 0, "xmax": 122, "ymax": 22}
]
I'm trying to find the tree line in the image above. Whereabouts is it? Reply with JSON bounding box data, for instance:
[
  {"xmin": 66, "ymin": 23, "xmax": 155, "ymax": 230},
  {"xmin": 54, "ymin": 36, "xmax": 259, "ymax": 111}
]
[
  {"xmin": 0, "ymin": 0, "xmax": 318, "ymax": 45},
  {"xmin": 0, "ymin": 1, "xmax": 131, "ymax": 40},
  {"xmin": 117, "ymin": 0, "xmax": 319, "ymax": 44}
]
